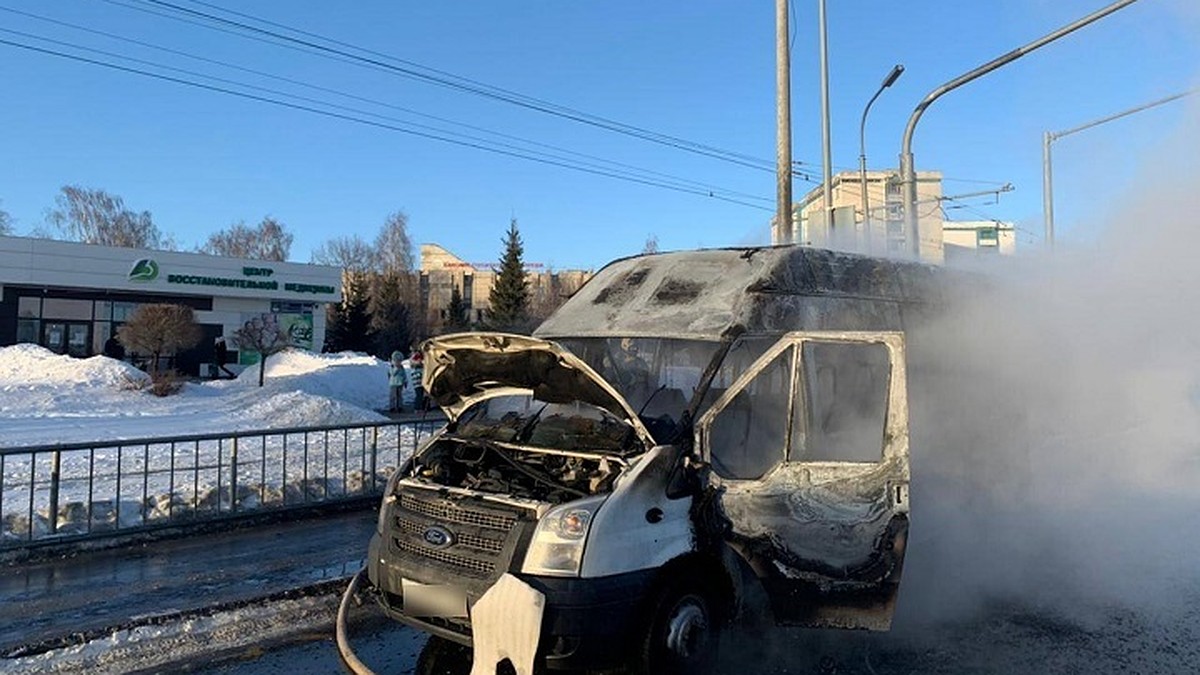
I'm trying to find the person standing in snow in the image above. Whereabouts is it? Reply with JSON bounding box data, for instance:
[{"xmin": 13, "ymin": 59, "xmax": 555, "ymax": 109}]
[
  {"xmin": 410, "ymin": 348, "xmax": 426, "ymax": 412},
  {"xmin": 103, "ymin": 334, "xmax": 125, "ymax": 361},
  {"xmin": 388, "ymin": 351, "xmax": 408, "ymax": 413},
  {"xmin": 213, "ymin": 336, "xmax": 235, "ymax": 378}
]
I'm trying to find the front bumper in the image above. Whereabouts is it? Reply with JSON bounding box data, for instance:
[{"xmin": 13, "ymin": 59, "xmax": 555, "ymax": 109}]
[{"xmin": 368, "ymin": 531, "xmax": 657, "ymax": 671}]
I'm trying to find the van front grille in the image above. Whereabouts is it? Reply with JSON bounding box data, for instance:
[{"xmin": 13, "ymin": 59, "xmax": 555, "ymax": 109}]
[
  {"xmin": 393, "ymin": 538, "xmax": 496, "ymax": 575},
  {"xmin": 388, "ymin": 488, "xmax": 531, "ymax": 581},
  {"xmin": 396, "ymin": 519, "xmax": 505, "ymax": 553},
  {"xmin": 399, "ymin": 493, "xmax": 518, "ymax": 531}
]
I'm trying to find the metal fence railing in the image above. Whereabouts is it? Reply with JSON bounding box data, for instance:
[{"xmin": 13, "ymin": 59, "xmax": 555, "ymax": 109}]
[{"xmin": 0, "ymin": 418, "xmax": 443, "ymax": 551}]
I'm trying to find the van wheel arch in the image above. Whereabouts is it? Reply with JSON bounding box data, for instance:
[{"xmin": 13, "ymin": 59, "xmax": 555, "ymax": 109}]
[{"xmin": 630, "ymin": 553, "xmax": 737, "ymax": 675}]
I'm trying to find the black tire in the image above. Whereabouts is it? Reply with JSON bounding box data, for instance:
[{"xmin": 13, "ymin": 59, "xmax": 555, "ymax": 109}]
[
  {"xmin": 635, "ymin": 576, "xmax": 720, "ymax": 675},
  {"xmin": 415, "ymin": 636, "xmax": 473, "ymax": 675}
]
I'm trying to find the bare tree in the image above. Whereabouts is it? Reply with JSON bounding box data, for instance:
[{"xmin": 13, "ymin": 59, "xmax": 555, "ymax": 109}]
[
  {"xmin": 0, "ymin": 202, "xmax": 12, "ymax": 236},
  {"xmin": 375, "ymin": 211, "xmax": 415, "ymax": 274},
  {"xmin": 116, "ymin": 304, "xmax": 202, "ymax": 382},
  {"xmin": 48, "ymin": 185, "xmax": 172, "ymax": 249},
  {"xmin": 311, "ymin": 234, "xmax": 377, "ymax": 274},
  {"xmin": 234, "ymin": 314, "xmax": 291, "ymax": 386},
  {"xmin": 529, "ymin": 272, "xmax": 586, "ymax": 324},
  {"xmin": 201, "ymin": 216, "xmax": 293, "ymax": 261}
]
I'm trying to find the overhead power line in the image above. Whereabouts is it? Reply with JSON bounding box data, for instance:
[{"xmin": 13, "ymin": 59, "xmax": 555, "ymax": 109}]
[
  {"xmin": 0, "ymin": 34, "xmax": 775, "ymax": 211},
  {"xmin": 111, "ymin": 0, "xmax": 995, "ymax": 189},
  {"xmin": 106, "ymin": 0, "xmax": 784, "ymax": 173},
  {"xmin": 0, "ymin": 6, "xmax": 775, "ymax": 203}
]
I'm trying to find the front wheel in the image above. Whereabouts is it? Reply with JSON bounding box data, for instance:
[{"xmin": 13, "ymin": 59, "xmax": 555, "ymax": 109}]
[
  {"xmin": 636, "ymin": 577, "xmax": 720, "ymax": 675},
  {"xmin": 415, "ymin": 636, "xmax": 472, "ymax": 675}
]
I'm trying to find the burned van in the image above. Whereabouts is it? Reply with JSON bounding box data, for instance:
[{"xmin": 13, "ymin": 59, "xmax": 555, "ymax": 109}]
[{"xmin": 354, "ymin": 246, "xmax": 948, "ymax": 674}]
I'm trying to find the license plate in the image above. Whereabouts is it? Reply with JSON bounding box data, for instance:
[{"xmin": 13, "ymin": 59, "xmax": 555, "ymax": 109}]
[{"xmin": 401, "ymin": 579, "xmax": 469, "ymax": 618}]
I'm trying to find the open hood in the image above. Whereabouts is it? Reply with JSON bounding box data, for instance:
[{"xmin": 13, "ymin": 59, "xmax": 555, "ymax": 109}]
[{"xmin": 422, "ymin": 332, "xmax": 654, "ymax": 444}]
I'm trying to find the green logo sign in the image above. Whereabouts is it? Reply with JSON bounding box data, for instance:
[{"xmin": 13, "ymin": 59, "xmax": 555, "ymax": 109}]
[{"xmin": 129, "ymin": 258, "xmax": 160, "ymax": 282}]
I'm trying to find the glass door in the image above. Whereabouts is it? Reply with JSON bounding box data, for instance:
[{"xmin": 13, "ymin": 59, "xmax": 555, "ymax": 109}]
[
  {"xmin": 42, "ymin": 322, "xmax": 67, "ymax": 354},
  {"xmin": 67, "ymin": 323, "xmax": 91, "ymax": 357},
  {"xmin": 42, "ymin": 321, "xmax": 92, "ymax": 356}
]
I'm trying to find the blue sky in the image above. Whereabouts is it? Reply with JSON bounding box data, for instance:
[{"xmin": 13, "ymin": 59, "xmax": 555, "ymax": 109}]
[{"xmin": 0, "ymin": 0, "xmax": 1197, "ymax": 270}]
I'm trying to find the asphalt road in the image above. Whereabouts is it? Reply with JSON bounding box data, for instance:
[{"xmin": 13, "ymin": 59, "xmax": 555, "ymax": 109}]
[
  {"xmin": 188, "ymin": 598, "xmax": 1200, "ymax": 675},
  {"xmin": 4, "ymin": 498, "xmax": 1197, "ymax": 674},
  {"xmin": 0, "ymin": 508, "xmax": 377, "ymax": 656}
]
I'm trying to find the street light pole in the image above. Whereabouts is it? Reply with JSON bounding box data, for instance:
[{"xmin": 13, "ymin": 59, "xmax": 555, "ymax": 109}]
[
  {"xmin": 859, "ymin": 65, "xmax": 904, "ymax": 252},
  {"xmin": 1043, "ymin": 87, "xmax": 1199, "ymax": 248},
  {"xmin": 899, "ymin": 0, "xmax": 1140, "ymax": 259},
  {"xmin": 818, "ymin": 0, "xmax": 833, "ymax": 229},
  {"xmin": 776, "ymin": 0, "xmax": 793, "ymax": 243},
  {"xmin": 1042, "ymin": 131, "xmax": 1055, "ymax": 249}
]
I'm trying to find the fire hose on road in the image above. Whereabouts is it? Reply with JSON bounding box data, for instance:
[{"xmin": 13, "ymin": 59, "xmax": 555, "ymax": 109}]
[{"xmin": 336, "ymin": 568, "xmax": 377, "ymax": 675}]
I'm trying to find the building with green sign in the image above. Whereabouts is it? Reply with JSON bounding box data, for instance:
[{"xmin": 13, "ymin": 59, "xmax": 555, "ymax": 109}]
[{"xmin": 0, "ymin": 235, "xmax": 342, "ymax": 376}]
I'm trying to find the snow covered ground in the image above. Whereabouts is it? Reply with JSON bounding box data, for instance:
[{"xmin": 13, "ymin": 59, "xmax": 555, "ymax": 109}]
[
  {"xmin": 0, "ymin": 345, "xmax": 432, "ymax": 541},
  {"xmin": 0, "ymin": 345, "xmax": 395, "ymax": 448}
]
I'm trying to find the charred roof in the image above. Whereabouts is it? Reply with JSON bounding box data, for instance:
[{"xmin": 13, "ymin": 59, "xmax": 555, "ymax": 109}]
[{"xmin": 534, "ymin": 246, "xmax": 951, "ymax": 340}]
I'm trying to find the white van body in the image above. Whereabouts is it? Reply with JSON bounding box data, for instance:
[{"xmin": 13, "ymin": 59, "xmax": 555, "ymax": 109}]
[{"xmin": 367, "ymin": 246, "xmax": 949, "ymax": 672}]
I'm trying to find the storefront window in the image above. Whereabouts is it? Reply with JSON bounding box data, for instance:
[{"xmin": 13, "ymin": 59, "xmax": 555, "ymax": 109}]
[
  {"xmin": 42, "ymin": 298, "xmax": 93, "ymax": 321},
  {"xmin": 94, "ymin": 300, "xmax": 112, "ymax": 321},
  {"xmin": 44, "ymin": 322, "xmax": 66, "ymax": 354},
  {"xmin": 17, "ymin": 297, "xmax": 41, "ymax": 318},
  {"xmin": 67, "ymin": 324, "xmax": 90, "ymax": 357},
  {"xmin": 17, "ymin": 319, "xmax": 39, "ymax": 343},
  {"xmin": 93, "ymin": 322, "xmax": 112, "ymax": 354},
  {"xmin": 112, "ymin": 302, "xmax": 139, "ymax": 321}
]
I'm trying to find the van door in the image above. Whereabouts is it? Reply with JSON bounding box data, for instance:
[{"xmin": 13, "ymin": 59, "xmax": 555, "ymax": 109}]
[{"xmin": 697, "ymin": 331, "xmax": 909, "ymax": 630}]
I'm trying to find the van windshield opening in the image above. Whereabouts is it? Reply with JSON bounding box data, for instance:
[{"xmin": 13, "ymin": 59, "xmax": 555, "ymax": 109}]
[{"xmin": 556, "ymin": 338, "xmax": 722, "ymax": 425}]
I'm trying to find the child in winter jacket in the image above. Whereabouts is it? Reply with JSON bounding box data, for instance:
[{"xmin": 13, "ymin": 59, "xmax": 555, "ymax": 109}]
[
  {"xmin": 388, "ymin": 351, "xmax": 408, "ymax": 413},
  {"xmin": 410, "ymin": 350, "xmax": 426, "ymax": 411}
]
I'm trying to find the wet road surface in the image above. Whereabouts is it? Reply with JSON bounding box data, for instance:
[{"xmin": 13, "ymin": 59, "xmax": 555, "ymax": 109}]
[{"xmin": 0, "ymin": 507, "xmax": 376, "ymax": 655}]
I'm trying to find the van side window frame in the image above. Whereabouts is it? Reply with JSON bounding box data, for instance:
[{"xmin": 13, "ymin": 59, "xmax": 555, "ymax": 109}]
[{"xmin": 697, "ymin": 331, "xmax": 907, "ymax": 480}]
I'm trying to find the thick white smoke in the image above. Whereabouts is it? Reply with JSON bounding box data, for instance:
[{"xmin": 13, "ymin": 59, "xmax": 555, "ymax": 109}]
[{"xmin": 898, "ymin": 98, "xmax": 1200, "ymax": 626}]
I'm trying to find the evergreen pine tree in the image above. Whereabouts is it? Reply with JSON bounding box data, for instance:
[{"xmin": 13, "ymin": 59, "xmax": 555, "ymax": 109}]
[
  {"xmin": 488, "ymin": 219, "xmax": 529, "ymax": 332},
  {"xmin": 446, "ymin": 284, "xmax": 469, "ymax": 332},
  {"xmin": 370, "ymin": 271, "xmax": 414, "ymax": 358},
  {"xmin": 322, "ymin": 303, "xmax": 346, "ymax": 352}
]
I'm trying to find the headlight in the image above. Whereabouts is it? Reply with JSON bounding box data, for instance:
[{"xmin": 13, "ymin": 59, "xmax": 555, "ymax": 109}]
[
  {"xmin": 377, "ymin": 493, "xmax": 395, "ymax": 533},
  {"xmin": 521, "ymin": 495, "xmax": 607, "ymax": 577}
]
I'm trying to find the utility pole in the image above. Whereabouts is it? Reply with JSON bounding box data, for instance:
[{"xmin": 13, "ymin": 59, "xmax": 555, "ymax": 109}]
[
  {"xmin": 1042, "ymin": 130, "xmax": 1055, "ymax": 250},
  {"xmin": 818, "ymin": 0, "xmax": 833, "ymax": 230},
  {"xmin": 1043, "ymin": 87, "xmax": 1199, "ymax": 248},
  {"xmin": 776, "ymin": 0, "xmax": 793, "ymax": 243},
  {"xmin": 899, "ymin": 0, "xmax": 1140, "ymax": 259}
]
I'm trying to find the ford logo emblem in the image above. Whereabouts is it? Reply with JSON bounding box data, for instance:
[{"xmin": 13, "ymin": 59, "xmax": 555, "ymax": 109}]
[{"xmin": 423, "ymin": 526, "xmax": 454, "ymax": 548}]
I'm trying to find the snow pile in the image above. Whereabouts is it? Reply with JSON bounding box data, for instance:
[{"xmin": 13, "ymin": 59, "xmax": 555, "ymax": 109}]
[
  {"xmin": 229, "ymin": 349, "xmax": 389, "ymax": 412},
  {"xmin": 0, "ymin": 345, "xmax": 398, "ymax": 447},
  {"xmin": 0, "ymin": 344, "xmax": 148, "ymax": 388},
  {"xmin": 242, "ymin": 349, "xmax": 381, "ymax": 379},
  {"xmin": 233, "ymin": 390, "xmax": 386, "ymax": 428}
]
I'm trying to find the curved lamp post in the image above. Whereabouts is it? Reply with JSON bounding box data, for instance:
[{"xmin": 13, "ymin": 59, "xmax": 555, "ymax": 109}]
[
  {"xmin": 859, "ymin": 64, "xmax": 904, "ymax": 252},
  {"xmin": 898, "ymin": 0, "xmax": 1140, "ymax": 259}
]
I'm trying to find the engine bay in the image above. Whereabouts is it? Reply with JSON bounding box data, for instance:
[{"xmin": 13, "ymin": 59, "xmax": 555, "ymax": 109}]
[{"xmin": 407, "ymin": 437, "xmax": 622, "ymax": 504}]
